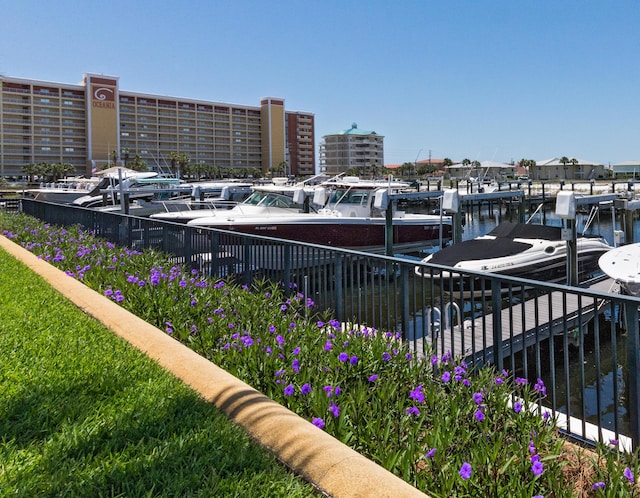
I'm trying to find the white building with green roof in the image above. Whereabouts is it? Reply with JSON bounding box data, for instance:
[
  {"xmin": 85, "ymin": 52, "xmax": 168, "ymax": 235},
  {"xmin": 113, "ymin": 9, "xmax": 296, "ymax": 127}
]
[{"xmin": 319, "ymin": 123, "xmax": 384, "ymax": 175}]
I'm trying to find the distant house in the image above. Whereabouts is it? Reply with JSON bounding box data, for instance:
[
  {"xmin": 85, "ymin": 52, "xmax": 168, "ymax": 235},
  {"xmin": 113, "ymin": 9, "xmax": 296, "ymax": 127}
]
[
  {"xmin": 532, "ymin": 158, "xmax": 606, "ymax": 181},
  {"xmin": 384, "ymin": 158, "xmax": 447, "ymax": 177},
  {"xmin": 446, "ymin": 160, "xmax": 515, "ymax": 181},
  {"xmin": 610, "ymin": 161, "xmax": 640, "ymax": 179}
]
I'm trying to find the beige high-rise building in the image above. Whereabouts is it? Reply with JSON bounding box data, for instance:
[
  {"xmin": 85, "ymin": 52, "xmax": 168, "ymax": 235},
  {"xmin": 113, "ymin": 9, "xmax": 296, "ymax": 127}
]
[
  {"xmin": 0, "ymin": 73, "xmax": 315, "ymax": 178},
  {"xmin": 318, "ymin": 123, "xmax": 384, "ymax": 176}
]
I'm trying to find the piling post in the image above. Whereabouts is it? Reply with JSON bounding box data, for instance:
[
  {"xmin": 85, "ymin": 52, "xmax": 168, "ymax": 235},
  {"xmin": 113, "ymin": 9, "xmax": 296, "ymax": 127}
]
[
  {"xmin": 491, "ymin": 278, "xmax": 504, "ymax": 371},
  {"xmin": 625, "ymin": 301, "xmax": 640, "ymax": 448}
]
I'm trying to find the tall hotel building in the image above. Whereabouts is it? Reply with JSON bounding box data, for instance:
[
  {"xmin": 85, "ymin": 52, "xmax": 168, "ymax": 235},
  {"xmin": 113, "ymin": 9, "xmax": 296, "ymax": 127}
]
[
  {"xmin": 0, "ymin": 73, "xmax": 315, "ymax": 178},
  {"xmin": 319, "ymin": 123, "xmax": 384, "ymax": 176}
]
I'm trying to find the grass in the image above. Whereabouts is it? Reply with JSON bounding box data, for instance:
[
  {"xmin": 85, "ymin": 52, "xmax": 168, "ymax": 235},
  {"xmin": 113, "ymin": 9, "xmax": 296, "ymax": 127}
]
[{"xmin": 0, "ymin": 250, "xmax": 320, "ymax": 497}]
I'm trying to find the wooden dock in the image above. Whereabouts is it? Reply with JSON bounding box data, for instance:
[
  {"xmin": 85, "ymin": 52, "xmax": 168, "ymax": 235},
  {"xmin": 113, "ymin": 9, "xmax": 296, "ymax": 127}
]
[{"xmin": 409, "ymin": 277, "xmax": 619, "ymax": 365}]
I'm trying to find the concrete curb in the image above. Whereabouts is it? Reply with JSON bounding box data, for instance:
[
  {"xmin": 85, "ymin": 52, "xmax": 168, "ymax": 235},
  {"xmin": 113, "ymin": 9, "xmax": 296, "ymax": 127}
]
[{"xmin": 0, "ymin": 235, "xmax": 427, "ymax": 498}]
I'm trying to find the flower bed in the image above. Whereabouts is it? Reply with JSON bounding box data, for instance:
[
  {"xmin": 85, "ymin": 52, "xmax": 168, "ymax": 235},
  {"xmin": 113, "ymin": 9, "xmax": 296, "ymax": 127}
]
[{"xmin": 2, "ymin": 211, "xmax": 638, "ymax": 497}]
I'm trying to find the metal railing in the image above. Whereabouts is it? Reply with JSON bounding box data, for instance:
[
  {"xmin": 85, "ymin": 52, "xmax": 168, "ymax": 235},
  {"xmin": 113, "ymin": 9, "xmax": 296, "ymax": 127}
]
[{"xmin": 16, "ymin": 198, "xmax": 640, "ymax": 449}]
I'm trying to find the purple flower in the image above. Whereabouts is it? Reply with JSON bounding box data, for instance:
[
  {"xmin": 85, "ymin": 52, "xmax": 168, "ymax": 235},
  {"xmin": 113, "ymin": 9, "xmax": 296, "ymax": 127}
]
[
  {"xmin": 406, "ymin": 406, "xmax": 421, "ymax": 416},
  {"xmin": 409, "ymin": 384, "xmax": 425, "ymax": 403},
  {"xmin": 425, "ymin": 448, "xmax": 437, "ymax": 458},
  {"xmin": 515, "ymin": 377, "xmax": 528, "ymax": 385},
  {"xmin": 592, "ymin": 482, "xmax": 605, "ymax": 490},
  {"xmin": 349, "ymin": 355, "xmax": 358, "ymax": 365},
  {"xmin": 291, "ymin": 359, "xmax": 300, "ymax": 373},
  {"xmin": 324, "ymin": 340, "xmax": 332, "ymax": 351},
  {"xmin": 624, "ymin": 467, "xmax": 634, "ymax": 483},
  {"xmin": 301, "ymin": 383, "xmax": 312, "ymax": 395},
  {"xmin": 441, "ymin": 371, "xmax": 451, "ymax": 383},
  {"xmin": 312, "ymin": 417, "xmax": 325, "ymax": 429},
  {"xmin": 328, "ymin": 404, "xmax": 340, "ymax": 418},
  {"xmin": 472, "ymin": 392, "xmax": 483, "ymax": 404},
  {"xmin": 534, "ymin": 378, "xmax": 547, "ymax": 396},
  {"xmin": 382, "ymin": 352, "xmax": 391, "ymax": 361},
  {"xmin": 276, "ymin": 335, "xmax": 284, "ymax": 345},
  {"xmin": 292, "ymin": 347, "xmax": 301, "ymax": 355},
  {"xmin": 531, "ymin": 460, "xmax": 544, "ymax": 476},
  {"xmin": 459, "ymin": 462, "xmax": 472, "ymax": 480},
  {"xmin": 316, "ymin": 321, "xmax": 325, "ymax": 328},
  {"xmin": 368, "ymin": 374, "xmax": 378, "ymax": 382},
  {"xmin": 280, "ymin": 304, "xmax": 287, "ymax": 312},
  {"xmin": 475, "ymin": 409, "xmax": 485, "ymax": 422},
  {"xmin": 514, "ymin": 401, "xmax": 523, "ymax": 413},
  {"xmin": 284, "ymin": 384, "xmax": 295, "ymax": 396},
  {"xmin": 338, "ymin": 352, "xmax": 349, "ymax": 362}
]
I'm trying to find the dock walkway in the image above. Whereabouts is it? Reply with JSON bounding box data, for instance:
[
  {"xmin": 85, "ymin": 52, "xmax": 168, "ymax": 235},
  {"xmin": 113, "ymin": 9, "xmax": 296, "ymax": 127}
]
[{"xmin": 411, "ymin": 277, "xmax": 619, "ymax": 364}]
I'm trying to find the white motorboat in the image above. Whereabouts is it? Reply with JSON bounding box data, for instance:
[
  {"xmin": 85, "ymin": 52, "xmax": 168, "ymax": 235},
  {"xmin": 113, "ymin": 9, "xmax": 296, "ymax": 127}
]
[
  {"xmin": 72, "ymin": 170, "xmax": 172, "ymax": 208},
  {"xmin": 24, "ymin": 177, "xmax": 101, "ymax": 203},
  {"xmin": 149, "ymin": 181, "xmax": 255, "ymax": 223},
  {"xmin": 186, "ymin": 177, "xmax": 452, "ymax": 253},
  {"xmin": 415, "ymin": 222, "xmax": 613, "ymax": 291},
  {"xmin": 598, "ymin": 243, "xmax": 640, "ymax": 297}
]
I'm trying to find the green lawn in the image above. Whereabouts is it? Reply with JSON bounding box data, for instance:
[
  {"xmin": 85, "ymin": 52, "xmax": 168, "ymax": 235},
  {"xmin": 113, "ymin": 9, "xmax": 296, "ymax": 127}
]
[{"xmin": 0, "ymin": 249, "xmax": 319, "ymax": 497}]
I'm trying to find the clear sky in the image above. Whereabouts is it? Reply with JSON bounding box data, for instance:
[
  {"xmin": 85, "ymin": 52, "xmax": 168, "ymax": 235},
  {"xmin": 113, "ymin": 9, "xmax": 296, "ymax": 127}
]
[{"xmin": 2, "ymin": 0, "xmax": 638, "ymax": 167}]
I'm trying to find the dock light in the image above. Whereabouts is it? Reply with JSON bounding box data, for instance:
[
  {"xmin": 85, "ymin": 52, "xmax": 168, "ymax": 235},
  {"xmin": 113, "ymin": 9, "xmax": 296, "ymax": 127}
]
[
  {"xmin": 373, "ymin": 189, "xmax": 389, "ymax": 210},
  {"xmin": 293, "ymin": 188, "xmax": 306, "ymax": 204},
  {"xmin": 442, "ymin": 189, "xmax": 462, "ymax": 244},
  {"xmin": 555, "ymin": 190, "xmax": 578, "ymax": 286},
  {"xmin": 442, "ymin": 189, "xmax": 459, "ymax": 213},
  {"xmin": 555, "ymin": 190, "xmax": 576, "ymax": 220}
]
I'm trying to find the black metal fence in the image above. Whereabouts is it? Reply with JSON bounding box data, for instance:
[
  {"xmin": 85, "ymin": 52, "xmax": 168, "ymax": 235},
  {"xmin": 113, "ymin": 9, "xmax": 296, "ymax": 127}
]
[{"xmin": 16, "ymin": 198, "xmax": 640, "ymax": 450}]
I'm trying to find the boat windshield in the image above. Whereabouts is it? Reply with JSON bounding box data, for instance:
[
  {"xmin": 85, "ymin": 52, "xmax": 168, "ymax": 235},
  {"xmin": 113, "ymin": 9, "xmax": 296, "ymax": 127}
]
[
  {"xmin": 242, "ymin": 191, "xmax": 299, "ymax": 209},
  {"xmin": 327, "ymin": 188, "xmax": 370, "ymax": 206}
]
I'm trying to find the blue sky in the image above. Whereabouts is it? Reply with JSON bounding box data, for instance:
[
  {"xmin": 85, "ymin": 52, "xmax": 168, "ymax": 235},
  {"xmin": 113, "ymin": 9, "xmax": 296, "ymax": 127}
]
[{"xmin": 2, "ymin": 1, "xmax": 638, "ymax": 167}]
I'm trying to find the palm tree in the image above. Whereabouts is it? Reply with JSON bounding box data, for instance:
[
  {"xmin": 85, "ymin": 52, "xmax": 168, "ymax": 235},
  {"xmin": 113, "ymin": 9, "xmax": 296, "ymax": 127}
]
[
  {"xmin": 129, "ymin": 154, "xmax": 147, "ymax": 172},
  {"xmin": 121, "ymin": 148, "xmax": 130, "ymax": 168},
  {"xmin": 560, "ymin": 156, "xmax": 570, "ymax": 180},
  {"xmin": 22, "ymin": 163, "xmax": 39, "ymax": 183},
  {"xmin": 570, "ymin": 158, "xmax": 579, "ymax": 179}
]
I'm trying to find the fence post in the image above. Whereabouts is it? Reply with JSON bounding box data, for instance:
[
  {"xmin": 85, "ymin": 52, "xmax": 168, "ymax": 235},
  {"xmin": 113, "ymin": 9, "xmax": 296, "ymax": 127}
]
[
  {"xmin": 243, "ymin": 238, "xmax": 252, "ymax": 287},
  {"xmin": 334, "ymin": 256, "xmax": 343, "ymax": 323},
  {"xmin": 625, "ymin": 301, "xmax": 640, "ymax": 448},
  {"xmin": 491, "ymin": 278, "xmax": 504, "ymax": 371},
  {"xmin": 283, "ymin": 244, "xmax": 292, "ymax": 296},
  {"xmin": 401, "ymin": 265, "xmax": 410, "ymax": 341},
  {"xmin": 209, "ymin": 232, "xmax": 219, "ymax": 277}
]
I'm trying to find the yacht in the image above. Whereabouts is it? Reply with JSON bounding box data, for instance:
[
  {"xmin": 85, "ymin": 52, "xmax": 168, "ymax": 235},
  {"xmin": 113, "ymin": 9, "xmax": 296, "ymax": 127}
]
[
  {"xmin": 186, "ymin": 178, "xmax": 451, "ymax": 253},
  {"xmin": 415, "ymin": 222, "xmax": 613, "ymax": 291}
]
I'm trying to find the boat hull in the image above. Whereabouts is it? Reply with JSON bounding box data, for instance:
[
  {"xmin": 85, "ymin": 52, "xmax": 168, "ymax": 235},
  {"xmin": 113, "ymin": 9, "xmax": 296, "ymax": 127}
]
[
  {"xmin": 415, "ymin": 222, "xmax": 613, "ymax": 295},
  {"xmin": 417, "ymin": 246, "xmax": 611, "ymax": 295},
  {"xmin": 191, "ymin": 218, "xmax": 451, "ymax": 253}
]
